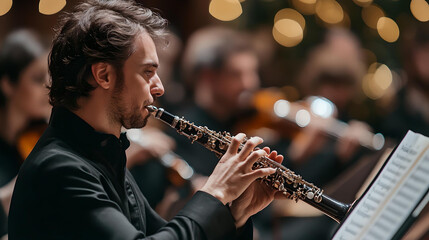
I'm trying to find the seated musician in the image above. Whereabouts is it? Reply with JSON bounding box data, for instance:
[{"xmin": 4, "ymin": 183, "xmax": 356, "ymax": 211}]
[
  {"xmin": 8, "ymin": 0, "xmax": 283, "ymax": 239},
  {"xmin": 0, "ymin": 29, "xmax": 51, "ymax": 239}
]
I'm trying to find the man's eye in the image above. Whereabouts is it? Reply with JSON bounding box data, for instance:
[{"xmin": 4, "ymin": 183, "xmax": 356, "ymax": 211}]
[{"xmin": 144, "ymin": 70, "xmax": 154, "ymax": 76}]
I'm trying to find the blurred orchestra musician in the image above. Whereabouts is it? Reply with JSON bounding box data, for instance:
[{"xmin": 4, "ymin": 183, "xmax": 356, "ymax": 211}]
[
  {"xmin": 0, "ymin": 30, "xmax": 50, "ymax": 240},
  {"xmin": 173, "ymin": 26, "xmax": 262, "ymax": 177},
  {"xmin": 273, "ymin": 28, "xmax": 383, "ymax": 240},
  {"xmin": 380, "ymin": 21, "xmax": 429, "ymax": 240},
  {"xmin": 381, "ymin": 21, "xmax": 429, "ymax": 141},
  {"xmin": 289, "ymin": 28, "xmax": 373, "ymax": 184},
  {"xmin": 8, "ymin": 1, "xmax": 284, "ymax": 239}
]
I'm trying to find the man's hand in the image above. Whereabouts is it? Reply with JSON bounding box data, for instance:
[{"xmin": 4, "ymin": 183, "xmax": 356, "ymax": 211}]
[
  {"xmin": 229, "ymin": 148, "xmax": 284, "ymax": 227},
  {"xmin": 200, "ymin": 133, "xmax": 277, "ymax": 208}
]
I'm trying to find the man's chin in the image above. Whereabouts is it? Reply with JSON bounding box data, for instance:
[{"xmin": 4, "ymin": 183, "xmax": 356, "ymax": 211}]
[{"xmin": 123, "ymin": 115, "xmax": 150, "ymax": 129}]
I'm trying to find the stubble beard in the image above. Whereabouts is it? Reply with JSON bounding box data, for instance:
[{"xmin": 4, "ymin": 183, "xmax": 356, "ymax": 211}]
[
  {"xmin": 110, "ymin": 93, "xmax": 150, "ymax": 130},
  {"xmin": 108, "ymin": 70, "xmax": 150, "ymax": 130}
]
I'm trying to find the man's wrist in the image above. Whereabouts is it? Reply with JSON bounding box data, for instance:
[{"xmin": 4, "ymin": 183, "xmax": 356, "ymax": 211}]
[{"xmin": 200, "ymin": 187, "xmax": 228, "ymax": 205}]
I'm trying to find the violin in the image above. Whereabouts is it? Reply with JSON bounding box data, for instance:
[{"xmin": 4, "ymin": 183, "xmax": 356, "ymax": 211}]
[
  {"xmin": 235, "ymin": 88, "xmax": 385, "ymax": 151},
  {"xmin": 17, "ymin": 120, "xmax": 47, "ymax": 162}
]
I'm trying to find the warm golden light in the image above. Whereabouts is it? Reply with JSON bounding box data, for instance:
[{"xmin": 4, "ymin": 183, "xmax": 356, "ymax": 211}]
[
  {"xmin": 39, "ymin": 0, "xmax": 66, "ymax": 15},
  {"xmin": 377, "ymin": 17, "xmax": 399, "ymax": 43},
  {"xmin": 362, "ymin": 73, "xmax": 383, "ymax": 99},
  {"xmin": 274, "ymin": 8, "xmax": 306, "ymax": 30},
  {"xmin": 352, "ymin": 0, "xmax": 373, "ymax": 7},
  {"xmin": 368, "ymin": 62, "xmax": 378, "ymax": 73},
  {"xmin": 362, "ymin": 63, "xmax": 393, "ymax": 99},
  {"xmin": 301, "ymin": 0, "xmax": 316, "ymax": 3},
  {"xmin": 209, "ymin": 0, "xmax": 242, "ymax": 21},
  {"xmin": 315, "ymin": 0, "xmax": 344, "ymax": 24},
  {"xmin": 0, "ymin": 0, "xmax": 12, "ymax": 16},
  {"xmin": 361, "ymin": 4, "xmax": 385, "ymax": 29},
  {"xmin": 410, "ymin": 0, "xmax": 429, "ymax": 22},
  {"xmin": 373, "ymin": 64, "xmax": 392, "ymax": 90},
  {"xmin": 291, "ymin": 0, "xmax": 316, "ymax": 15},
  {"xmin": 273, "ymin": 19, "xmax": 303, "ymax": 47}
]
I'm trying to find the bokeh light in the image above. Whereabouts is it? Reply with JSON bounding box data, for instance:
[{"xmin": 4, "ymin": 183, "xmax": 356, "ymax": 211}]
[
  {"xmin": 209, "ymin": 0, "xmax": 242, "ymax": 21},
  {"xmin": 309, "ymin": 97, "xmax": 335, "ymax": 118},
  {"xmin": 362, "ymin": 63, "xmax": 393, "ymax": 99},
  {"xmin": 352, "ymin": 0, "xmax": 373, "ymax": 7},
  {"xmin": 291, "ymin": 0, "xmax": 317, "ymax": 15},
  {"xmin": 273, "ymin": 19, "xmax": 304, "ymax": 47},
  {"xmin": 377, "ymin": 17, "xmax": 399, "ymax": 43},
  {"xmin": 274, "ymin": 100, "xmax": 291, "ymax": 118},
  {"xmin": 274, "ymin": 8, "xmax": 306, "ymax": 30},
  {"xmin": 361, "ymin": 4, "xmax": 385, "ymax": 29},
  {"xmin": 296, "ymin": 109, "xmax": 311, "ymax": 127},
  {"xmin": 410, "ymin": 0, "xmax": 429, "ymax": 22},
  {"xmin": 0, "ymin": 0, "xmax": 12, "ymax": 16},
  {"xmin": 372, "ymin": 133, "xmax": 385, "ymax": 150},
  {"xmin": 39, "ymin": 0, "xmax": 66, "ymax": 15},
  {"xmin": 315, "ymin": 0, "xmax": 344, "ymax": 24},
  {"xmin": 373, "ymin": 64, "xmax": 393, "ymax": 90}
]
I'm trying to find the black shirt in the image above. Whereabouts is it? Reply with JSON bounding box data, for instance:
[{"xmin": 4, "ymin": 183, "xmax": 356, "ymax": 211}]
[{"xmin": 8, "ymin": 107, "xmax": 251, "ymax": 240}]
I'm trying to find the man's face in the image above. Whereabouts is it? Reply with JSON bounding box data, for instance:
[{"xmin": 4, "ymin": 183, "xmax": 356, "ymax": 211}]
[
  {"xmin": 212, "ymin": 51, "xmax": 260, "ymax": 110},
  {"xmin": 109, "ymin": 32, "xmax": 164, "ymax": 129}
]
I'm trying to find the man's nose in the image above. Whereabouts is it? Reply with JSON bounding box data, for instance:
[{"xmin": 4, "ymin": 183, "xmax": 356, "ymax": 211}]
[{"xmin": 150, "ymin": 74, "xmax": 164, "ymax": 97}]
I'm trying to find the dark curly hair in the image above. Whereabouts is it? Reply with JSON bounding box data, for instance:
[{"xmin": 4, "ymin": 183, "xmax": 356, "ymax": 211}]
[{"xmin": 48, "ymin": 0, "xmax": 168, "ymax": 110}]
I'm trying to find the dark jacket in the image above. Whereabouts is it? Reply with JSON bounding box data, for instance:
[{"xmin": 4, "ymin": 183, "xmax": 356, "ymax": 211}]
[{"xmin": 8, "ymin": 107, "xmax": 251, "ymax": 240}]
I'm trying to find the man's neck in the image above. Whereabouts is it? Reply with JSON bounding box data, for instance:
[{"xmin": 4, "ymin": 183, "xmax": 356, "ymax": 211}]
[{"xmin": 73, "ymin": 97, "xmax": 121, "ymax": 138}]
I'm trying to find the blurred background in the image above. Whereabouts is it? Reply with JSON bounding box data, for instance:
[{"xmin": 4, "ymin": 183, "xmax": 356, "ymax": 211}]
[
  {"xmin": 1, "ymin": 0, "xmax": 429, "ymax": 239},
  {"xmin": 0, "ymin": 0, "xmax": 423, "ymax": 128}
]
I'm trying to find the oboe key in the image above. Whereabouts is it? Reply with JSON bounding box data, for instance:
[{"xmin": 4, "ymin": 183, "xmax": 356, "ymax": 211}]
[{"xmin": 307, "ymin": 191, "xmax": 315, "ymax": 200}]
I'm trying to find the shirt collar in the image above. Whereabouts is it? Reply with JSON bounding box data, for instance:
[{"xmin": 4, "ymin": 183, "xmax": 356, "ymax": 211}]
[{"xmin": 49, "ymin": 107, "xmax": 130, "ymax": 170}]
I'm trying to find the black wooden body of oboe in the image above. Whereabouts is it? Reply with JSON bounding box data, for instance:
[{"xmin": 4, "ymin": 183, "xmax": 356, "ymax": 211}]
[{"xmin": 148, "ymin": 106, "xmax": 351, "ymax": 223}]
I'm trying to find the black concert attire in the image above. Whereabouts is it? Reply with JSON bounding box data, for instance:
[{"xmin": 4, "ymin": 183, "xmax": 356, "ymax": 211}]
[
  {"xmin": 0, "ymin": 137, "xmax": 22, "ymax": 237},
  {"xmin": 8, "ymin": 107, "xmax": 252, "ymax": 240}
]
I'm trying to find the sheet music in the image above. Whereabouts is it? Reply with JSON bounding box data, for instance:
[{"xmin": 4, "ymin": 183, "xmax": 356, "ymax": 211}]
[{"xmin": 332, "ymin": 131, "xmax": 429, "ymax": 240}]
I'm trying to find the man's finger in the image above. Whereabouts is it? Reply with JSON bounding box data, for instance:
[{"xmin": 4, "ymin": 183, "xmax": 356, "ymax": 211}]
[
  {"xmin": 239, "ymin": 137, "xmax": 263, "ymax": 158},
  {"xmin": 227, "ymin": 133, "xmax": 246, "ymax": 155}
]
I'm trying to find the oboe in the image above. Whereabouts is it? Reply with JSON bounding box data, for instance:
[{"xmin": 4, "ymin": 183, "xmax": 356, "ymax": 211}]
[{"xmin": 147, "ymin": 105, "xmax": 351, "ymax": 223}]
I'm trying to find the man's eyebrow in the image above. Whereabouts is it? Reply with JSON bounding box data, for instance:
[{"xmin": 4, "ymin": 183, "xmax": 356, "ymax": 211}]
[{"xmin": 140, "ymin": 63, "xmax": 159, "ymax": 68}]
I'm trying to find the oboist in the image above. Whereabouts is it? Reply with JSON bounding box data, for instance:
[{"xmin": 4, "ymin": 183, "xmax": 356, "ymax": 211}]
[{"xmin": 147, "ymin": 105, "xmax": 351, "ymax": 223}]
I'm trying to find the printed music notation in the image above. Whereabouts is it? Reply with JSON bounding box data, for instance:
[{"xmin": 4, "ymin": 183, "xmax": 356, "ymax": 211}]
[{"xmin": 332, "ymin": 131, "xmax": 429, "ymax": 240}]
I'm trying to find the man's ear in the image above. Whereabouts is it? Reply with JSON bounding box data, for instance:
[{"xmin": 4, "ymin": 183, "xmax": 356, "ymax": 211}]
[
  {"xmin": 91, "ymin": 62, "xmax": 113, "ymax": 90},
  {"xmin": 0, "ymin": 76, "xmax": 14, "ymax": 99}
]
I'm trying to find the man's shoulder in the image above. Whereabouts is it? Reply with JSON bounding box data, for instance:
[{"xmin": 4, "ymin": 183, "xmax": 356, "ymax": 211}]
[{"xmin": 21, "ymin": 134, "xmax": 93, "ymax": 177}]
